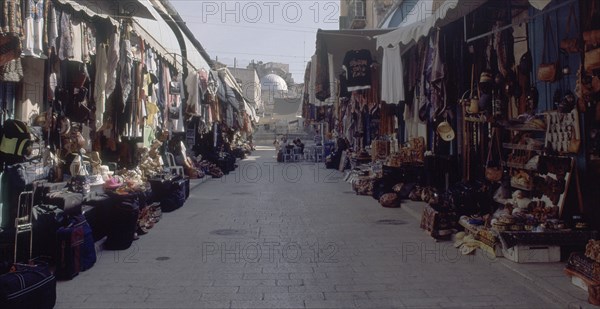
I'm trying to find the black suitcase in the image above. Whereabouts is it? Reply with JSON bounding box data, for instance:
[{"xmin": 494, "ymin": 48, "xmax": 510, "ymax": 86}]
[
  {"xmin": 104, "ymin": 194, "xmax": 139, "ymax": 251},
  {"xmin": 160, "ymin": 178, "xmax": 186, "ymax": 213},
  {"xmin": 183, "ymin": 176, "xmax": 190, "ymax": 199},
  {"xmin": 82, "ymin": 192, "xmax": 112, "ymax": 241},
  {"xmin": 32, "ymin": 205, "xmax": 65, "ymax": 260},
  {"xmin": 55, "ymin": 217, "xmax": 84, "ymax": 280},
  {"xmin": 78, "ymin": 216, "xmax": 96, "ymax": 272},
  {"xmin": 33, "ymin": 181, "xmax": 68, "ymax": 205},
  {"xmin": 45, "ymin": 191, "xmax": 83, "ymax": 216},
  {"xmin": 0, "ymin": 263, "xmax": 56, "ymax": 309}
]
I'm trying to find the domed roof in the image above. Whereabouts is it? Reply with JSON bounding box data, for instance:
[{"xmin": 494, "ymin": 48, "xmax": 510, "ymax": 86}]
[{"xmin": 260, "ymin": 74, "xmax": 288, "ymax": 92}]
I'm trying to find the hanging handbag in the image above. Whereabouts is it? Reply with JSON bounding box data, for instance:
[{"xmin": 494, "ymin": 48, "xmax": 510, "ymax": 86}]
[
  {"xmin": 560, "ymin": 4, "xmax": 581, "ymax": 53},
  {"xmin": 168, "ymin": 104, "xmax": 180, "ymax": 119},
  {"xmin": 585, "ymin": 48, "xmax": 600, "ymax": 72},
  {"xmin": 584, "ymin": 0, "xmax": 600, "ymax": 72},
  {"xmin": 0, "ymin": 58, "xmax": 23, "ymax": 82},
  {"xmin": 485, "ymin": 129, "xmax": 504, "ymax": 182},
  {"xmin": 583, "ymin": 0, "xmax": 600, "ymax": 45},
  {"xmin": 537, "ymin": 16, "xmax": 559, "ymax": 82}
]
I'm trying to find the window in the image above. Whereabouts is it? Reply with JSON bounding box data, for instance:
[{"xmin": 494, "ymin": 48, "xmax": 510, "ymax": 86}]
[{"xmin": 354, "ymin": 0, "xmax": 365, "ymax": 18}]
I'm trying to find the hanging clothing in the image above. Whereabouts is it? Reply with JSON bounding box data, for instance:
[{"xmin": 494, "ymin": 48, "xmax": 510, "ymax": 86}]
[
  {"xmin": 83, "ymin": 23, "xmax": 96, "ymax": 63},
  {"xmin": 94, "ymin": 43, "xmax": 108, "ymax": 128},
  {"xmin": 119, "ymin": 38, "xmax": 133, "ymax": 109},
  {"xmin": 301, "ymin": 61, "xmax": 311, "ymax": 119},
  {"xmin": 58, "ymin": 11, "xmax": 73, "ymax": 61},
  {"xmin": 429, "ymin": 30, "xmax": 446, "ymax": 120},
  {"xmin": 0, "ymin": 0, "xmax": 23, "ymax": 36},
  {"xmin": 185, "ymin": 71, "xmax": 200, "ymax": 116},
  {"xmin": 105, "ymin": 28, "xmax": 120, "ymax": 97},
  {"xmin": 70, "ymin": 16, "xmax": 84, "ymax": 62},
  {"xmin": 324, "ymin": 53, "xmax": 335, "ymax": 106},
  {"xmin": 309, "ymin": 54, "xmax": 318, "ymax": 105},
  {"xmin": 381, "ymin": 44, "xmax": 405, "ymax": 104},
  {"xmin": 368, "ymin": 62, "xmax": 380, "ymax": 111},
  {"xmin": 342, "ymin": 49, "xmax": 373, "ymax": 92},
  {"xmin": 44, "ymin": 0, "xmax": 58, "ymax": 50},
  {"xmin": 22, "ymin": 0, "xmax": 44, "ymax": 57},
  {"xmin": 315, "ymin": 41, "xmax": 330, "ymax": 102}
]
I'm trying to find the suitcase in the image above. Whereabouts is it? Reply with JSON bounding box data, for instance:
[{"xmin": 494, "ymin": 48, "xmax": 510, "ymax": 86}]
[
  {"xmin": 45, "ymin": 191, "xmax": 83, "ymax": 216},
  {"xmin": 55, "ymin": 216, "xmax": 84, "ymax": 280},
  {"xmin": 183, "ymin": 176, "xmax": 190, "ymax": 199},
  {"xmin": 160, "ymin": 178, "xmax": 186, "ymax": 213},
  {"xmin": 0, "ymin": 263, "xmax": 56, "ymax": 309},
  {"xmin": 104, "ymin": 194, "xmax": 139, "ymax": 250},
  {"xmin": 32, "ymin": 205, "xmax": 65, "ymax": 260},
  {"xmin": 33, "ymin": 181, "xmax": 68, "ymax": 205},
  {"xmin": 82, "ymin": 192, "xmax": 112, "ymax": 241},
  {"xmin": 148, "ymin": 175, "xmax": 179, "ymax": 203},
  {"xmin": 78, "ymin": 216, "xmax": 96, "ymax": 271}
]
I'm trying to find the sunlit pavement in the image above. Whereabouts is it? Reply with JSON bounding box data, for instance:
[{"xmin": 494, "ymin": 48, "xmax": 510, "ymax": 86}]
[{"xmin": 55, "ymin": 147, "xmax": 592, "ymax": 309}]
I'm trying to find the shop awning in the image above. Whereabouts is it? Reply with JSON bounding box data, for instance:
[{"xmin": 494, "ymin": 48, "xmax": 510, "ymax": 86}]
[
  {"xmin": 183, "ymin": 34, "xmax": 210, "ymax": 72},
  {"xmin": 55, "ymin": 0, "xmax": 156, "ymax": 27},
  {"xmin": 132, "ymin": 0, "xmax": 182, "ymax": 70},
  {"xmin": 376, "ymin": 0, "xmax": 487, "ymax": 49},
  {"xmin": 55, "ymin": 0, "xmax": 117, "ymax": 26}
]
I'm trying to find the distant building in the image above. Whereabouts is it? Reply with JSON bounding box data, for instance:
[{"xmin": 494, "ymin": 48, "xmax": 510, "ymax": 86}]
[
  {"xmin": 229, "ymin": 67, "xmax": 263, "ymax": 114},
  {"xmin": 339, "ymin": 0, "xmax": 399, "ymax": 29}
]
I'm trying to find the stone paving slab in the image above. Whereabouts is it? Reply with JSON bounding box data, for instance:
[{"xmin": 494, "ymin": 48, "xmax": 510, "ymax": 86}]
[{"xmin": 54, "ymin": 148, "xmax": 592, "ymax": 309}]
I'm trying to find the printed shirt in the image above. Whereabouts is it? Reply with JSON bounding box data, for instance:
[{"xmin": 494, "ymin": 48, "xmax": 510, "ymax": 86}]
[{"xmin": 342, "ymin": 49, "xmax": 373, "ymax": 92}]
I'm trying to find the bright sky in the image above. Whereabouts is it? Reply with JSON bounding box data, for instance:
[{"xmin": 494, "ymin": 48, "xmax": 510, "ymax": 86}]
[{"xmin": 170, "ymin": 1, "xmax": 340, "ymax": 83}]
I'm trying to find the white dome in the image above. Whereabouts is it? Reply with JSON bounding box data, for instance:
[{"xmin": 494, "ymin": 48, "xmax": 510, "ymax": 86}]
[{"xmin": 260, "ymin": 74, "xmax": 288, "ymax": 92}]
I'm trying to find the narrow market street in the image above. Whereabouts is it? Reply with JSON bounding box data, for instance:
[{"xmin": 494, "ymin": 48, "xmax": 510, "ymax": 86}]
[{"xmin": 55, "ymin": 146, "xmax": 591, "ymax": 309}]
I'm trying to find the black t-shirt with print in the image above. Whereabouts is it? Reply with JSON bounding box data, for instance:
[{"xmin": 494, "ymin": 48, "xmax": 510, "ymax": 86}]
[{"xmin": 343, "ymin": 49, "xmax": 373, "ymax": 92}]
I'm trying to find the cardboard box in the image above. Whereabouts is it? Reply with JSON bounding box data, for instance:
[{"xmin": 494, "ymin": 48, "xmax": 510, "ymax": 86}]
[{"xmin": 502, "ymin": 245, "xmax": 561, "ymax": 263}]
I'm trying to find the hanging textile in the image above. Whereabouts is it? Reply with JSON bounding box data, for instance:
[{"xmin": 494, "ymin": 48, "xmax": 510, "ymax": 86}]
[
  {"xmin": 94, "ymin": 43, "xmax": 108, "ymax": 128},
  {"xmin": 22, "ymin": 0, "xmax": 44, "ymax": 58},
  {"xmin": 71, "ymin": 16, "xmax": 85, "ymax": 62},
  {"xmin": 315, "ymin": 41, "xmax": 330, "ymax": 102},
  {"xmin": 105, "ymin": 27, "xmax": 121, "ymax": 97},
  {"xmin": 309, "ymin": 54, "xmax": 317, "ymax": 105},
  {"xmin": 342, "ymin": 49, "xmax": 373, "ymax": 92},
  {"xmin": 83, "ymin": 22, "xmax": 96, "ymax": 63},
  {"xmin": 58, "ymin": 10, "xmax": 74, "ymax": 61},
  {"xmin": 380, "ymin": 103, "xmax": 396, "ymax": 136},
  {"xmin": 185, "ymin": 71, "xmax": 200, "ymax": 116},
  {"xmin": 0, "ymin": 0, "xmax": 23, "ymax": 36},
  {"xmin": 338, "ymin": 72, "xmax": 350, "ymax": 99},
  {"xmin": 301, "ymin": 61, "xmax": 311, "ymax": 119},
  {"xmin": 44, "ymin": 0, "xmax": 58, "ymax": 51},
  {"xmin": 429, "ymin": 30, "xmax": 446, "ymax": 121},
  {"xmin": 119, "ymin": 35, "xmax": 133, "ymax": 109},
  {"xmin": 381, "ymin": 44, "xmax": 405, "ymax": 104},
  {"xmin": 405, "ymin": 41, "xmax": 428, "ymax": 138},
  {"xmin": 368, "ymin": 62, "xmax": 380, "ymax": 111}
]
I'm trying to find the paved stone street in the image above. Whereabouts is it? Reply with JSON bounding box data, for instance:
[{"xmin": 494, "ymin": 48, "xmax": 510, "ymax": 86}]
[{"xmin": 56, "ymin": 147, "xmax": 593, "ymax": 308}]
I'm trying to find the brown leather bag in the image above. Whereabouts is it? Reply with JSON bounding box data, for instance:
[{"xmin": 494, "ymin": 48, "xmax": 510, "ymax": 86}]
[
  {"xmin": 537, "ymin": 16, "xmax": 559, "ymax": 82},
  {"xmin": 560, "ymin": 4, "xmax": 581, "ymax": 53}
]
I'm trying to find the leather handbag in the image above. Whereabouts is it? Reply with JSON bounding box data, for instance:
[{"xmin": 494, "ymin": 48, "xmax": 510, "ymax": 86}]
[
  {"xmin": 584, "ymin": 30, "xmax": 600, "ymax": 45},
  {"xmin": 585, "ymin": 48, "xmax": 600, "ymax": 72},
  {"xmin": 560, "ymin": 4, "xmax": 581, "ymax": 53},
  {"xmin": 568, "ymin": 138, "xmax": 581, "ymax": 153},
  {"xmin": 537, "ymin": 16, "xmax": 559, "ymax": 82}
]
